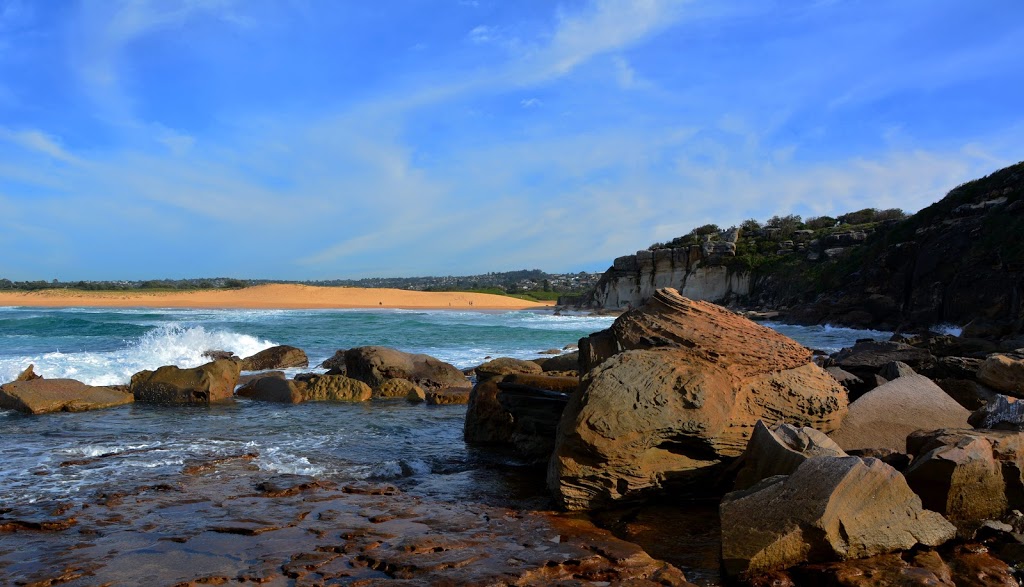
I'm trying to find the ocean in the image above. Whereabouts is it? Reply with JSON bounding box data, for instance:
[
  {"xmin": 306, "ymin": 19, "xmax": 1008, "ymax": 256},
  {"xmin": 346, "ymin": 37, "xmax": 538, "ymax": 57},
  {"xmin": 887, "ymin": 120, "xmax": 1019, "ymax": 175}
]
[{"xmin": 0, "ymin": 306, "xmax": 889, "ymax": 584}]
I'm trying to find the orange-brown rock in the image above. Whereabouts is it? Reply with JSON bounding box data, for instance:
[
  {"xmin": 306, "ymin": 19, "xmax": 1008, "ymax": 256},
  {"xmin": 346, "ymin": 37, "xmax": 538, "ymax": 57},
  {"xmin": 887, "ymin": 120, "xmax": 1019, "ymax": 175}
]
[
  {"xmin": 373, "ymin": 377, "xmax": 423, "ymax": 399},
  {"xmin": 979, "ymin": 352, "xmax": 1024, "ymax": 396},
  {"xmin": 425, "ymin": 388, "xmax": 470, "ymax": 405},
  {"xmin": 0, "ymin": 378, "xmax": 134, "ymax": 414},
  {"xmin": 130, "ymin": 359, "xmax": 240, "ymax": 405},
  {"xmin": 304, "ymin": 375, "xmax": 371, "ymax": 402},
  {"xmin": 733, "ymin": 420, "xmax": 847, "ymax": 491},
  {"xmin": 549, "ymin": 289, "xmax": 848, "ymax": 510}
]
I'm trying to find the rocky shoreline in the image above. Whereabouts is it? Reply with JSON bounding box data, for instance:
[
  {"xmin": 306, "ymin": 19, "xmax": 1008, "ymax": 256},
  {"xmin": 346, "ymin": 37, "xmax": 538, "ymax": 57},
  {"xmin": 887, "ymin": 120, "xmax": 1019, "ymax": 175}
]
[{"xmin": 4, "ymin": 288, "xmax": 1024, "ymax": 585}]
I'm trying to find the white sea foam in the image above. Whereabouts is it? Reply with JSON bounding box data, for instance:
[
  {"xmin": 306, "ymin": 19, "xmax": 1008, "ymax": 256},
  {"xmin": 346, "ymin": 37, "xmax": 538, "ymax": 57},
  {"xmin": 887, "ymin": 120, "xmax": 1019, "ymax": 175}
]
[
  {"xmin": 0, "ymin": 324, "xmax": 276, "ymax": 385},
  {"xmin": 931, "ymin": 323, "xmax": 963, "ymax": 337}
]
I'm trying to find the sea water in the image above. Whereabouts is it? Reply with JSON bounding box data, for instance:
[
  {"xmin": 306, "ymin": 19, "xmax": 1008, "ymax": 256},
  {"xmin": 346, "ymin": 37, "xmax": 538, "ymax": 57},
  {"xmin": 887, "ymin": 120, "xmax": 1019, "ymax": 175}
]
[{"xmin": 0, "ymin": 307, "xmax": 887, "ymax": 508}]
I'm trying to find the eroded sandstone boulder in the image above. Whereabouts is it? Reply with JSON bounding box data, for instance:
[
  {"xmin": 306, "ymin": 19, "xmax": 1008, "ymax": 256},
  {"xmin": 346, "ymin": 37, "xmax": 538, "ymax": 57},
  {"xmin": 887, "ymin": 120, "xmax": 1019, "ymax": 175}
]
[
  {"xmin": 0, "ymin": 378, "xmax": 134, "ymax": 414},
  {"xmin": 240, "ymin": 345, "xmax": 308, "ymax": 371},
  {"xmin": 720, "ymin": 456, "xmax": 955, "ymax": 579},
  {"xmin": 549, "ymin": 289, "xmax": 848, "ymax": 510},
  {"xmin": 474, "ymin": 357, "xmax": 543, "ymax": 381},
  {"xmin": 130, "ymin": 359, "xmax": 241, "ymax": 405},
  {"xmin": 373, "ymin": 378, "xmax": 423, "ymax": 400},
  {"xmin": 828, "ymin": 374, "xmax": 970, "ymax": 452},
  {"xmin": 304, "ymin": 375, "xmax": 371, "ymax": 402},
  {"xmin": 345, "ymin": 346, "xmax": 468, "ymax": 390}
]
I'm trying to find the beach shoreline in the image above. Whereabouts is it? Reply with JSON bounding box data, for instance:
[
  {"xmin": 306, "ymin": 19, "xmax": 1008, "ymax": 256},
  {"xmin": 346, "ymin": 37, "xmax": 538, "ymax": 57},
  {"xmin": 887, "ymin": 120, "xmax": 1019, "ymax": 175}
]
[{"xmin": 0, "ymin": 283, "xmax": 555, "ymax": 311}]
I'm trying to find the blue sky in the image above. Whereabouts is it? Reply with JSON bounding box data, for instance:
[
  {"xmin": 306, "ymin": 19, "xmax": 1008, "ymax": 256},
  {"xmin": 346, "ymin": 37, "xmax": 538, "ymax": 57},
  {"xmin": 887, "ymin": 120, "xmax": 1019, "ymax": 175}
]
[{"xmin": 1, "ymin": 0, "xmax": 1022, "ymax": 280}]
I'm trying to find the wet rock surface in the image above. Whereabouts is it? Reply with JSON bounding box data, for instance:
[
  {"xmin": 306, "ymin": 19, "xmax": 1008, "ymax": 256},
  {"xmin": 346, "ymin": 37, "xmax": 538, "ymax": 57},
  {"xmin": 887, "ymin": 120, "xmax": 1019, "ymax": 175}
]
[{"xmin": 0, "ymin": 455, "xmax": 694, "ymax": 586}]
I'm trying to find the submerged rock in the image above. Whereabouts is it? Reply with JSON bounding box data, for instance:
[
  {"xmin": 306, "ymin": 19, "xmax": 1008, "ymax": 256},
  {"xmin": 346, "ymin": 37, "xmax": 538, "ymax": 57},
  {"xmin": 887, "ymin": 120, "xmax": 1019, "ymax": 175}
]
[
  {"xmin": 130, "ymin": 359, "xmax": 240, "ymax": 405},
  {"xmin": 549, "ymin": 289, "xmax": 848, "ymax": 510},
  {"xmin": 720, "ymin": 456, "xmax": 955, "ymax": 578},
  {"xmin": 0, "ymin": 378, "xmax": 133, "ymax": 414}
]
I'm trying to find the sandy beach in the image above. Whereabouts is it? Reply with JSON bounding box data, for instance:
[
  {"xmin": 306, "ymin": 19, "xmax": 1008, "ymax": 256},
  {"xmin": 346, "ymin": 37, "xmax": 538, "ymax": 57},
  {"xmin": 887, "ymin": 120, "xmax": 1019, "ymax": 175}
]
[{"xmin": 0, "ymin": 284, "xmax": 554, "ymax": 310}]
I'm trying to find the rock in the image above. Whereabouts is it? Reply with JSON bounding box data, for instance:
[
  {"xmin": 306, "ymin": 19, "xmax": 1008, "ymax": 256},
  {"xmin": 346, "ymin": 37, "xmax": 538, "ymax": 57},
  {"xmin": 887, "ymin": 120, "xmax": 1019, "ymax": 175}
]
[
  {"xmin": 829, "ymin": 374, "xmax": 971, "ymax": 452},
  {"xmin": 971, "ymin": 394, "xmax": 1024, "ymax": 430},
  {"xmin": 373, "ymin": 378, "xmax": 423, "ymax": 399},
  {"xmin": 834, "ymin": 340, "xmax": 936, "ymax": 378},
  {"xmin": 540, "ymin": 348, "xmax": 561, "ymax": 355},
  {"xmin": 939, "ymin": 378, "xmax": 999, "ymax": 411},
  {"xmin": 549, "ymin": 289, "xmax": 848, "ymax": 510},
  {"xmin": 979, "ymin": 352, "xmax": 1024, "ymax": 396},
  {"xmin": 464, "ymin": 378, "xmax": 513, "ymax": 443},
  {"xmin": 240, "ymin": 345, "xmax": 308, "ymax": 371},
  {"xmin": 0, "ymin": 379, "xmax": 134, "ymax": 414},
  {"xmin": 236, "ymin": 376, "xmax": 304, "ymax": 404},
  {"xmin": 905, "ymin": 429, "xmax": 1024, "ymax": 526},
  {"xmin": 406, "ymin": 386, "xmax": 426, "ymax": 402},
  {"xmin": 15, "ymin": 364, "xmax": 42, "ymax": 382},
  {"xmin": 319, "ymin": 349, "xmax": 347, "ymax": 372},
  {"xmin": 937, "ymin": 356, "xmax": 985, "ymax": 379},
  {"xmin": 237, "ymin": 370, "xmax": 286, "ymax": 386},
  {"xmin": 825, "ymin": 366, "xmax": 872, "ymax": 398},
  {"xmin": 474, "ymin": 357, "xmax": 543, "ymax": 381},
  {"xmin": 130, "ymin": 359, "xmax": 241, "ymax": 405},
  {"xmin": 201, "ymin": 350, "xmax": 235, "ymax": 361},
  {"xmin": 425, "ymin": 388, "xmax": 470, "ymax": 405},
  {"xmin": 345, "ymin": 346, "xmax": 469, "ymax": 390},
  {"xmin": 791, "ymin": 551, "xmax": 955, "ymax": 586},
  {"xmin": 304, "ymin": 375, "xmax": 371, "ymax": 402},
  {"xmin": 905, "ymin": 433, "xmax": 1008, "ymax": 524},
  {"xmin": 733, "ymin": 421, "xmax": 847, "ymax": 491},
  {"xmin": 720, "ymin": 456, "xmax": 955, "ymax": 578},
  {"xmin": 539, "ymin": 351, "xmax": 579, "ymax": 373},
  {"xmin": 880, "ymin": 360, "xmax": 917, "ymax": 379}
]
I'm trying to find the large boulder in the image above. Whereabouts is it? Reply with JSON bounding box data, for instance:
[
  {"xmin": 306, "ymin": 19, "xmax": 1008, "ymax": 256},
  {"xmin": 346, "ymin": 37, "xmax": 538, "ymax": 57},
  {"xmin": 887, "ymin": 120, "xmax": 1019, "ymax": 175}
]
[
  {"xmin": 720, "ymin": 456, "xmax": 955, "ymax": 579},
  {"xmin": 475, "ymin": 357, "xmax": 543, "ymax": 381},
  {"xmin": 828, "ymin": 374, "xmax": 970, "ymax": 452},
  {"xmin": 304, "ymin": 375, "xmax": 371, "ymax": 402},
  {"xmin": 538, "ymin": 351, "xmax": 580, "ymax": 374},
  {"xmin": 373, "ymin": 378, "xmax": 424, "ymax": 399},
  {"xmin": 549, "ymin": 289, "xmax": 848, "ymax": 510},
  {"xmin": 239, "ymin": 345, "xmax": 308, "ymax": 371},
  {"xmin": 0, "ymin": 378, "xmax": 134, "ymax": 414},
  {"xmin": 733, "ymin": 421, "xmax": 847, "ymax": 491},
  {"xmin": 345, "ymin": 346, "xmax": 468, "ymax": 390},
  {"xmin": 979, "ymin": 352, "xmax": 1024, "ymax": 396},
  {"xmin": 905, "ymin": 429, "xmax": 1024, "ymax": 526},
  {"xmin": 130, "ymin": 359, "xmax": 241, "ymax": 405}
]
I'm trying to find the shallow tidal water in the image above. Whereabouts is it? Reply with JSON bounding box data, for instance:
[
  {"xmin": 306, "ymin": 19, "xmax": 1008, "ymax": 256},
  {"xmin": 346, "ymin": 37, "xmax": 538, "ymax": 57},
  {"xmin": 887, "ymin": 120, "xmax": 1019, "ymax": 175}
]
[{"xmin": 0, "ymin": 307, "xmax": 890, "ymax": 584}]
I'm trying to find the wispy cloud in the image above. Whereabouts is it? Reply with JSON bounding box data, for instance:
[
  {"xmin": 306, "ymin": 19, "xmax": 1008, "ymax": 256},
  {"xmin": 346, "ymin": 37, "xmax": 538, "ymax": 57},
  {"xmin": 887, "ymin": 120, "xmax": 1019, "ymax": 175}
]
[{"xmin": 0, "ymin": 127, "xmax": 81, "ymax": 164}]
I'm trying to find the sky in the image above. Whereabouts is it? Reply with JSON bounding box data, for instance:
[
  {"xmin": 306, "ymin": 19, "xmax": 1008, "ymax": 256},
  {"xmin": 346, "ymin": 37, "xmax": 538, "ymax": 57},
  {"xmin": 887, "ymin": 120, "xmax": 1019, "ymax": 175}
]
[{"xmin": 1, "ymin": 0, "xmax": 1022, "ymax": 281}]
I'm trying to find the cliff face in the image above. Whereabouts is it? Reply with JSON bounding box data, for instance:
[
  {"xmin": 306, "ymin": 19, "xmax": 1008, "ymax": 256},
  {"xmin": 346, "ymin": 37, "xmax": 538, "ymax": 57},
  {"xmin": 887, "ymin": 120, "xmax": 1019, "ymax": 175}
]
[
  {"xmin": 588, "ymin": 244, "xmax": 750, "ymax": 309},
  {"xmin": 584, "ymin": 160, "xmax": 1024, "ymax": 335},
  {"xmin": 787, "ymin": 161, "xmax": 1024, "ymax": 334}
]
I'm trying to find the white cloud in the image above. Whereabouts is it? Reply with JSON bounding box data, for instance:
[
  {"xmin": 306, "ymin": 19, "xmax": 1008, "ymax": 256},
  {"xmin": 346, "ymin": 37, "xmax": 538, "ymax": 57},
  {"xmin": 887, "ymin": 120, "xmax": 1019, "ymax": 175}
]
[
  {"xmin": 468, "ymin": 24, "xmax": 495, "ymax": 44},
  {"xmin": 520, "ymin": 98, "xmax": 541, "ymax": 108},
  {"xmin": 0, "ymin": 127, "xmax": 81, "ymax": 164}
]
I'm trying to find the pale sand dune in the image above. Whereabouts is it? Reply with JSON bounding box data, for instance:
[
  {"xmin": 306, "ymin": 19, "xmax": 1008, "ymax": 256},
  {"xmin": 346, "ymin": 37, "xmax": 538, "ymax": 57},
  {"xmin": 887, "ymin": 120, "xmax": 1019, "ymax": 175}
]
[{"xmin": 0, "ymin": 284, "xmax": 554, "ymax": 310}]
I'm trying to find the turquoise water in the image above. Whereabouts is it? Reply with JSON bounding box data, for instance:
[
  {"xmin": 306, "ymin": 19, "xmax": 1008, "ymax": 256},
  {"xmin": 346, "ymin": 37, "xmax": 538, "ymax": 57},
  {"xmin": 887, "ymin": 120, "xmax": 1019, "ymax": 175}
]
[{"xmin": 0, "ymin": 307, "xmax": 888, "ymax": 509}]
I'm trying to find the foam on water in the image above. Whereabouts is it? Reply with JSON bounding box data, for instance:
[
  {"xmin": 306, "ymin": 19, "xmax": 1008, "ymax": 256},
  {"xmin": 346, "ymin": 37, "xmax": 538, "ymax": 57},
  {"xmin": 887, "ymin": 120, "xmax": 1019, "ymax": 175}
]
[{"xmin": 0, "ymin": 324, "xmax": 276, "ymax": 385}]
